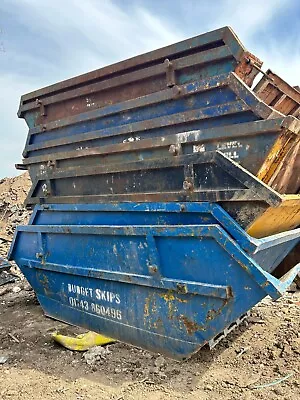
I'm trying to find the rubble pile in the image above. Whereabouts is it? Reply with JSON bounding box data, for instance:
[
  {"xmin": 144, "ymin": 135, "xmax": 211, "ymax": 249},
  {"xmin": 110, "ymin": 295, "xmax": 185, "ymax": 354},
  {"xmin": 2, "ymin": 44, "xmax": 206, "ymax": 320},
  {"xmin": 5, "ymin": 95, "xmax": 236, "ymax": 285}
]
[{"xmin": 0, "ymin": 172, "xmax": 31, "ymax": 257}]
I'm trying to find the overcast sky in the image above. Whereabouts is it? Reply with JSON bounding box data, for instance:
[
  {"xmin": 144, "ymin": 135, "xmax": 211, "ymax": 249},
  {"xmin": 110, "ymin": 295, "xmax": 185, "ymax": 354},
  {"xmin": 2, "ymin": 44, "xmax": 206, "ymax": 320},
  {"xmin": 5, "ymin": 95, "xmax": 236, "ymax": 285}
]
[{"xmin": 0, "ymin": 0, "xmax": 299, "ymax": 177}]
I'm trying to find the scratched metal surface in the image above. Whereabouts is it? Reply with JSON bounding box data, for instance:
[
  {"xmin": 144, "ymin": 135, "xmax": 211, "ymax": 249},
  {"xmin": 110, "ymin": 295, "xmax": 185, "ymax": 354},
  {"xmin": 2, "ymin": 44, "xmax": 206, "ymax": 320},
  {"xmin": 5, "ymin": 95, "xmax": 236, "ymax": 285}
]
[
  {"xmin": 17, "ymin": 27, "xmax": 300, "ymax": 200},
  {"xmin": 23, "ymin": 119, "xmax": 300, "ymax": 199},
  {"xmin": 26, "ymin": 151, "xmax": 300, "ymax": 237},
  {"xmin": 28, "ymin": 202, "xmax": 300, "ymax": 274},
  {"xmin": 21, "ymin": 72, "xmax": 296, "ymax": 181},
  {"xmin": 25, "ymin": 151, "xmax": 282, "ymax": 224},
  {"xmin": 265, "ymin": 141, "xmax": 300, "ymax": 195},
  {"xmin": 18, "ymin": 26, "xmax": 262, "ymax": 127},
  {"xmin": 20, "ymin": 73, "xmax": 270, "ymax": 156},
  {"xmin": 8, "ymin": 217, "xmax": 300, "ymax": 360}
]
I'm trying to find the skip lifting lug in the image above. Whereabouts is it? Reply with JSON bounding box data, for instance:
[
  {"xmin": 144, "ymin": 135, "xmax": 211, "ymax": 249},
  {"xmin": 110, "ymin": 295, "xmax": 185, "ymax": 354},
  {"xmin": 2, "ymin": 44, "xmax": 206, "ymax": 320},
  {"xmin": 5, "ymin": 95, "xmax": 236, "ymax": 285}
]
[
  {"xmin": 169, "ymin": 144, "xmax": 182, "ymax": 156},
  {"xmin": 41, "ymin": 179, "xmax": 53, "ymax": 197},
  {"xmin": 164, "ymin": 58, "xmax": 176, "ymax": 87},
  {"xmin": 35, "ymin": 98, "xmax": 47, "ymax": 116},
  {"xmin": 47, "ymin": 160, "xmax": 56, "ymax": 170},
  {"xmin": 182, "ymin": 180, "xmax": 194, "ymax": 191}
]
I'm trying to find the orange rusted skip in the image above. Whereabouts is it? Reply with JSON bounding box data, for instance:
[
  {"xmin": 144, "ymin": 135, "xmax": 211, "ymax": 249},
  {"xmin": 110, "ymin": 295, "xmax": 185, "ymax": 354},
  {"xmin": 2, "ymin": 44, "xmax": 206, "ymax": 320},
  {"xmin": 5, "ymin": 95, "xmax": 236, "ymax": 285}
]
[
  {"xmin": 254, "ymin": 69, "xmax": 300, "ymax": 118},
  {"xmin": 234, "ymin": 51, "xmax": 263, "ymax": 87}
]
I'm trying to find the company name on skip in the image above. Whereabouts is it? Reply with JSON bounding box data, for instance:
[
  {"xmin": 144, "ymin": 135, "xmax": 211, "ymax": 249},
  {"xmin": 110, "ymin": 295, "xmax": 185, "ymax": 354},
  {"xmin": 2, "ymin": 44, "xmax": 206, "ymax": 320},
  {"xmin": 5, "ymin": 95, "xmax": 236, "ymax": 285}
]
[{"xmin": 67, "ymin": 283, "xmax": 120, "ymax": 304}]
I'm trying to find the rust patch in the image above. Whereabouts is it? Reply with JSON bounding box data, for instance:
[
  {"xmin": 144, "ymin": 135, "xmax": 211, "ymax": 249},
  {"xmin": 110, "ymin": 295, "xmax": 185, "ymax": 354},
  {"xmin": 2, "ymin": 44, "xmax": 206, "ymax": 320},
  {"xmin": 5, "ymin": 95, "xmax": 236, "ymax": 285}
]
[
  {"xmin": 161, "ymin": 290, "xmax": 175, "ymax": 302},
  {"xmin": 144, "ymin": 295, "xmax": 151, "ymax": 318},
  {"xmin": 37, "ymin": 271, "xmax": 51, "ymax": 296},
  {"xmin": 179, "ymin": 315, "xmax": 205, "ymax": 335},
  {"xmin": 205, "ymin": 299, "xmax": 229, "ymax": 322},
  {"xmin": 158, "ymin": 290, "xmax": 179, "ymax": 320},
  {"xmin": 160, "ymin": 290, "xmax": 188, "ymax": 303},
  {"xmin": 254, "ymin": 69, "xmax": 300, "ymax": 116},
  {"xmin": 206, "ymin": 309, "xmax": 218, "ymax": 321},
  {"xmin": 257, "ymin": 130, "xmax": 298, "ymax": 184},
  {"xmin": 154, "ymin": 317, "xmax": 164, "ymax": 333},
  {"xmin": 234, "ymin": 52, "xmax": 262, "ymax": 87}
]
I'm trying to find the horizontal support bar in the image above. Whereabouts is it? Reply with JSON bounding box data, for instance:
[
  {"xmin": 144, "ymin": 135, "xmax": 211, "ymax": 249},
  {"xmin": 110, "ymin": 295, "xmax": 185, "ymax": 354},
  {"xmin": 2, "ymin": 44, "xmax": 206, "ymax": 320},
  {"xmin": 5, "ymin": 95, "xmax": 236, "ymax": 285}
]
[
  {"xmin": 20, "ymin": 258, "xmax": 232, "ymax": 299},
  {"xmin": 21, "ymin": 28, "xmax": 229, "ymax": 103},
  {"xmin": 20, "ymin": 46, "xmax": 233, "ymax": 115},
  {"xmin": 27, "ymin": 190, "xmax": 265, "ymax": 206},
  {"xmin": 16, "ymin": 223, "xmax": 221, "ymax": 236},
  {"xmin": 27, "ymin": 73, "xmax": 232, "ymax": 135},
  {"xmin": 25, "ymin": 99, "xmax": 248, "ymax": 153},
  {"xmin": 22, "ymin": 117, "xmax": 287, "ymax": 165},
  {"xmin": 10, "ymin": 221, "xmax": 287, "ymax": 300}
]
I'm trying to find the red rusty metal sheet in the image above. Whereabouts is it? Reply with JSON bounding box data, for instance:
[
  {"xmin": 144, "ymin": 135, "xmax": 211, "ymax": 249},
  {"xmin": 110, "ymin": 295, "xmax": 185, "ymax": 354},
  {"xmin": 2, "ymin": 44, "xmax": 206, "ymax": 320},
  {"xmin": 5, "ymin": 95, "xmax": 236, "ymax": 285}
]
[
  {"xmin": 18, "ymin": 26, "xmax": 262, "ymax": 126},
  {"xmin": 254, "ymin": 69, "xmax": 300, "ymax": 118}
]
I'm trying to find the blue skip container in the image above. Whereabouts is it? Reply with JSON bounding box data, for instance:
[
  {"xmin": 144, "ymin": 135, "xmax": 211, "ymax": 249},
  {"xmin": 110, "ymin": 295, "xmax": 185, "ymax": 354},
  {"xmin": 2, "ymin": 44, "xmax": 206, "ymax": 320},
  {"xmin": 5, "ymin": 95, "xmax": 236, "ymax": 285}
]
[{"xmin": 9, "ymin": 202, "xmax": 300, "ymax": 360}]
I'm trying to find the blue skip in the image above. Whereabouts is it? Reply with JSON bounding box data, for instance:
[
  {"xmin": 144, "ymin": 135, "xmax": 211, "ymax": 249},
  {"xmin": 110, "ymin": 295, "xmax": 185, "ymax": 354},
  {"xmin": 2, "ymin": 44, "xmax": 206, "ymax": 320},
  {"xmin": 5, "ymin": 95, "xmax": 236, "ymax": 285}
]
[{"xmin": 9, "ymin": 203, "xmax": 300, "ymax": 360}]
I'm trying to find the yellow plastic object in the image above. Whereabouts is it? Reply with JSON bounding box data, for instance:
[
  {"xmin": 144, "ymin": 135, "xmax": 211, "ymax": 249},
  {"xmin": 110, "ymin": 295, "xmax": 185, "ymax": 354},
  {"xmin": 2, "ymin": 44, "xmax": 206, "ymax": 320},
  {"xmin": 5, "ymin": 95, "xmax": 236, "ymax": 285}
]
[
  {"xmin": 52, "ymin": 331, "xmax": 115, "ymax": 351},
  {"xmin": 247, "ymin": 195, "xmax": 300, "ymax": 238}
]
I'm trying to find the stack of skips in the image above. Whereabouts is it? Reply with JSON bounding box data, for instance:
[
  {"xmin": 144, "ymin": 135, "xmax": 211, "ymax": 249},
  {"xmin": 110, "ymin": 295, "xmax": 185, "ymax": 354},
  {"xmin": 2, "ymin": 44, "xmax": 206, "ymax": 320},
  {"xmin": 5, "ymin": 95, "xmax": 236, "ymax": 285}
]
[{"xmin": 9, "ymin": 27, "xmax": 300, "ymax": 360}]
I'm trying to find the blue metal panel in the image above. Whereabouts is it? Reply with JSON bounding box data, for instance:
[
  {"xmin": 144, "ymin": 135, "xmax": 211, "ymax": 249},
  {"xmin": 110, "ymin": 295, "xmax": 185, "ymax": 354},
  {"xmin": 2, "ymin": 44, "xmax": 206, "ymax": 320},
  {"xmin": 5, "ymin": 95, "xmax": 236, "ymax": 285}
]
[
  {"xmin": 24, "ymin": 73, "xmax": 270, "ymax": 155},
  {"xmin": 28, "ymin": 202, "xmax": 300, "ymax": 273},
  {"xmin": 8, "ymin": 205, "xmax": 300, "ymax": 360}
]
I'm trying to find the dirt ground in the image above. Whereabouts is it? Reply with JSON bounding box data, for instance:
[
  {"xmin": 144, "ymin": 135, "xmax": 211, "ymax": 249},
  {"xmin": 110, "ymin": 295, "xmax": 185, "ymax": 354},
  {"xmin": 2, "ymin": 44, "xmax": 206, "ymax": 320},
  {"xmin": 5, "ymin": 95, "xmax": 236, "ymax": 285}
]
[{"xmin": 0, "ymin": 173, "xmax": 299, "ymax": 400}]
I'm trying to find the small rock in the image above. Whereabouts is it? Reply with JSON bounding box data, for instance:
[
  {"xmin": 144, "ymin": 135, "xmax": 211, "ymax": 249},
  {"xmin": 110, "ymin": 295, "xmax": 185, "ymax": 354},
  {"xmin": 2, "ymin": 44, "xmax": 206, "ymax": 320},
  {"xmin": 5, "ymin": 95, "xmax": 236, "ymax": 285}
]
[
  {"xmin": 0, "ymin": 287, "xmax": 10, "ymax": 296},
  {"xmin": 154, "ymin": 355, "xmax": 166, "ymax": 369},
  {"xmin": 149, "ymin": 366, "xmax": 160, "ymax": 375},
  {"xmin": 83, "ymin": 346, "xmax": 110, "ymax": 366},
  {"xmin": 12, "ymin": 286, "xmax": 21, "ymax": 293},
  {"xmin": 0, "ymin": 355, "xmax": 8, "ymax": 364},
  {"xmin": 158, "ymin": 372, "xmax": 167, "ymax": 380},
  {"xmin": 10, "ymin": 205, "xmax": 18, "ymax": 213},
  {"xmin": 273, "ymin": 387, "xmax": 284, "ymax": 396},
  {"xmin": 21, "ymin": 281, "xmax": 32, "ymax": 291}
]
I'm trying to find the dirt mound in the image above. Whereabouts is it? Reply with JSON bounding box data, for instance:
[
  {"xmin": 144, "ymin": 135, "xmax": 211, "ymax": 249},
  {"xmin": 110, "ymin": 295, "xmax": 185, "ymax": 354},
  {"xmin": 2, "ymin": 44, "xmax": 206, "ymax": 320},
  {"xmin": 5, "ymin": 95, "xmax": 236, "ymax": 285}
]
[
  {"xmin": 0, "ymin": 172, "xmax": 31, "ymax": 203},
  {"xmin": 0, "ymin": 172, "xmax": 31, "ymax": 257}
]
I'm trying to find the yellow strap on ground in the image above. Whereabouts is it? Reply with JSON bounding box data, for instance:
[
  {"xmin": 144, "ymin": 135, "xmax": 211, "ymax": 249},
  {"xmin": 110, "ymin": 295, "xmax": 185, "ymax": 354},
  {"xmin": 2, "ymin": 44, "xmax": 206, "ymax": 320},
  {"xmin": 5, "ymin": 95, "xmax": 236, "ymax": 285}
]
[{"xmin": 52, "ymin": 331, "xmax": 115, "ymax": 351}]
